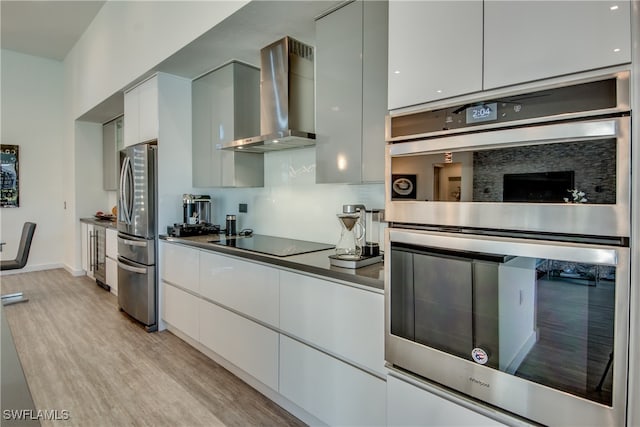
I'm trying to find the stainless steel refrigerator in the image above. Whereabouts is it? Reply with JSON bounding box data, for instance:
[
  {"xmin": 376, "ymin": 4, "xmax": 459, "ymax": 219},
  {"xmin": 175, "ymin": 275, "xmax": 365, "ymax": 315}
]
[{"xmin": 117, "ymin": 143, "xmax": 157, "ymax": 332}]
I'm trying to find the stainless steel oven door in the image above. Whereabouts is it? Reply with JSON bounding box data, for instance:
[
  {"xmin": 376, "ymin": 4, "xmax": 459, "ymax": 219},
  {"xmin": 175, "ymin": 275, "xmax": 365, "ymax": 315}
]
[
  {"xmin": 385, "ymin": 116, "xmax": 630, "ymax": 238},
  {"xmin": 385, "ymin": 227, "xmax": 630, "ymax": 426}
]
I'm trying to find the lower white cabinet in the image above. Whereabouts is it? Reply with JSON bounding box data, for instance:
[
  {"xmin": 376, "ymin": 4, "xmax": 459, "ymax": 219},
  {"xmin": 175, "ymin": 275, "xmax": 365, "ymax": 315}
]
[
  {"xmin": 163, "ymin": 282, "xmax": 199, "ymax": 341},
  {"xmin": 106, "ymin": 228, "xmax": 118, "ymax": 295},
  {"xmin": 198, "ymin": 299, "xmax": 279, "ymax": 391},
  {"xmin": 387, "ymin": 375, "xmax": 505, "ymax": 426},
  {"xmin": 280, "ymin": 271, "xmax": 384, "ymax": 375},
  {"xmin": 280, "ymin": 335, "xmax": 386, "ymax": 426},
  {"xmin": 199, "ymin": 251, "xmax": 279, "ymax": 327},
  {"xmin": 161, "ymin": 242, "xmax": 199, "ymax": 294},
  {"xmin": 106, "ymin": 257, "xmax": 118, "ymax": 296}
]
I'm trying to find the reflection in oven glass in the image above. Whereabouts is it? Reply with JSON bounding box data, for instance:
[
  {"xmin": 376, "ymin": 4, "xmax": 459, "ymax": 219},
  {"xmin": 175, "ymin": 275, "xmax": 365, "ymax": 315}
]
[{"xmin": 391, "ymin": 247, "xmax": 615, "ymax": 406}]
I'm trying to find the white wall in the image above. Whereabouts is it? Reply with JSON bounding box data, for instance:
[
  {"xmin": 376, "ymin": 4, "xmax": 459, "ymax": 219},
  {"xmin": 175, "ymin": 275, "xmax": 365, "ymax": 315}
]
[
  {"xmin": 0, "ymin": 50, "xmax": 65, "ymax": 271},
  {"xmin": 62, "ymin": 1, "xmax": 247, "ymax": 272},
  {"xmin": 198, "ymin": 147, "xmax": 385, "ymax": 246}
]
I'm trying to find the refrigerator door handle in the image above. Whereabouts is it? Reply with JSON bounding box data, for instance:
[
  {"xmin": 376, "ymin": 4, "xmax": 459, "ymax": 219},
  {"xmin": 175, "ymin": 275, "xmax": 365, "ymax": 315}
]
[
  {"xmin": 119, "ymin": 156, "xmax": 133, "ymax": 225},
  {"xmin": 117, "ymin": 260, "xmax": 147, "ymax": 274}
]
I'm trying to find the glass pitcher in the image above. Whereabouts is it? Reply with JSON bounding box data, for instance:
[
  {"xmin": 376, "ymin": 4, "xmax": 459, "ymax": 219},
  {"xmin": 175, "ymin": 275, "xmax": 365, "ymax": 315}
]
[{"xmin": 335, "ymin": 213, "xmax": 364, "ymax": 259}]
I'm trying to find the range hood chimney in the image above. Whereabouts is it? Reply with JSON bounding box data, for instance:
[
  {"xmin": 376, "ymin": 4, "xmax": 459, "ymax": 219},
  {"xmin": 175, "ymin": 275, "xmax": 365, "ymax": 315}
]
[{"xmin": 220, "ymin": 36, "xmax": 316, "ymax": 153}]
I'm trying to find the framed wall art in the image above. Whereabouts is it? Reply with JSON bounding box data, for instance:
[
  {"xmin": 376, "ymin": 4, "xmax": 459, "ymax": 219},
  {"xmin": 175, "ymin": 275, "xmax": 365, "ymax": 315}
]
[{"xmin": 1, "ymin": 144, "xmax": 19, "ymax": 207}]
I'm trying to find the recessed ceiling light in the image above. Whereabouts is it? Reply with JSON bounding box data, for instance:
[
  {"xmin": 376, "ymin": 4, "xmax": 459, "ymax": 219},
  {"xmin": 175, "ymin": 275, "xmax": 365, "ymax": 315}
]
[
  {"xmin": 610, "ymin": 5, "xmax": 619, "ymax": 10},
  {"xmin": 394, "ymin": 70, "xmax": 400, "ymax": 74},
  {"xmin": 614, "ymin": 48, "xmax": 621, "ymax": 52}
]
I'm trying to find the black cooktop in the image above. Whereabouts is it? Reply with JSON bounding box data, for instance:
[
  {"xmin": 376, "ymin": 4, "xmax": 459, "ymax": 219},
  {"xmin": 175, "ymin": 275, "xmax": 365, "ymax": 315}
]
[{"xmin": 211, "ymin": 234, "xmax": 334, "ymax": 257}]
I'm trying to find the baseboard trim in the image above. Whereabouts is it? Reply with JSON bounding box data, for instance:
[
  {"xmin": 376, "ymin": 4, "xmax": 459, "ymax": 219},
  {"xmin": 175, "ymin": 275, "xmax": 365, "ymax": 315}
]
[
  {"xmin": 0, "ymin": 263, "xmax": 65, "ymax": 276},
  {"xmin": 164, "ymin": 323, "xmax": 326, "ymax": 427}
]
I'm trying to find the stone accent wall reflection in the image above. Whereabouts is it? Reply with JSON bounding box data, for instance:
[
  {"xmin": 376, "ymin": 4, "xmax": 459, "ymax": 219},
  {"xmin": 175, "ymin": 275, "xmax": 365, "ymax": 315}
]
[{"xmin": 472, "ymin": 139, "xmax": 616, "ymax": 203}]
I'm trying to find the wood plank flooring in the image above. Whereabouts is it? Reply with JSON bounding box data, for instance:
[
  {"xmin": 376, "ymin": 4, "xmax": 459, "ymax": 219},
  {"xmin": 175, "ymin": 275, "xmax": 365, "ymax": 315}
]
[{"xmin": 1, "ymin": 269, "xmax": 305, "ymax": 427}]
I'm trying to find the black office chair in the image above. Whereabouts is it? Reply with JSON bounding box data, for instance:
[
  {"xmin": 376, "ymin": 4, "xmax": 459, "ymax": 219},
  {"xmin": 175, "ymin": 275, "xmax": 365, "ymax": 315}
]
[{"xmin": 1, "ymin": 222, "xmax": 37, "ymax": 305}]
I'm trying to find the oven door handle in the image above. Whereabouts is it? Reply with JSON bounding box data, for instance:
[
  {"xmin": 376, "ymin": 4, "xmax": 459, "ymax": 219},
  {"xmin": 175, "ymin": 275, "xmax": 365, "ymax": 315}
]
[
  {"xmin": 389, "ymin": 117, "xmax": 621, "ymax": 156},
  {"xmin": 388, "ymin": 228, "xmax": 619, "ymax": 266}
]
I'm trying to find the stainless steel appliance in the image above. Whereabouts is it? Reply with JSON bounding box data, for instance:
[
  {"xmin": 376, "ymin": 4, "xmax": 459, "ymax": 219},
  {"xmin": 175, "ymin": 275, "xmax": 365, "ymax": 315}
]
[
  {"xmin": 89, "ymin": 225, "xmax": 107, "ymax": 290},
  {"xmin": 385, "ymin": 71, "xmax": 632, "ymax": 426},
  {"xmin": 117, "ymin": 142, "xmax": 157, "ymax": 332},
  {"xmin": 386, "ymin": 71, "xmax": 630, "ymax": 238},
  {"xmin": 220, "ymin": 36, "xmax": 316, "ymax": 152},
  {"xmin": 183, "ymin": 194, "xmax": 212, "ymax": 225}
]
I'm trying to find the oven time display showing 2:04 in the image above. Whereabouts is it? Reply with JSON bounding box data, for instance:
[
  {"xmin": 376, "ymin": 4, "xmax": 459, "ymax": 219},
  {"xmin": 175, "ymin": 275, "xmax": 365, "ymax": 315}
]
[{"xmin": 466, "ymin": 102, "xmax": 498, "ymax": 124}]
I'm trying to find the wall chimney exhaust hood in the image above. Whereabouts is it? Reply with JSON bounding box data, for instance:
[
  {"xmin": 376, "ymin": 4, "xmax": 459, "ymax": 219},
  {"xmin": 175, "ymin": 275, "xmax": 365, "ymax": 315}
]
[{"xmin": 219, "ymin": 36, "xmax": 316, "ymax": 153}]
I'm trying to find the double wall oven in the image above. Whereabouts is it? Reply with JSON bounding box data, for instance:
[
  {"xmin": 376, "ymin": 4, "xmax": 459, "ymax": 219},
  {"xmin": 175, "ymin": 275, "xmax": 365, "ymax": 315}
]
[{"xmin": 385, "ymin": 71, "xmax": 631, "ymax": 426}]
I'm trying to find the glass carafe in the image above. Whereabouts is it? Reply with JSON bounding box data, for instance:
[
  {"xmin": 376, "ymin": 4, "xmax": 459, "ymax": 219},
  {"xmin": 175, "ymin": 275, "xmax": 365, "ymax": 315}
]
[{"xmin": 335, "ymin": 213, "xmax": 364, "ymax": 259}]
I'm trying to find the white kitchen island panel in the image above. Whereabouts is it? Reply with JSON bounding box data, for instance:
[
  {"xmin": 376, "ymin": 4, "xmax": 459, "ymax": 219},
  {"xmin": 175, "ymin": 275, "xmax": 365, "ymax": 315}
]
[
  {"xmin": 198, "ymin": 299, "xmax": 279, "ymax": 392},
  {"xmin": 199, "ymin": 251, "xmax": 279, "ymax": 327},
  {"xmin": 279, "ymin": 335, "xmax": 386, "ymax": 426},
  {"xmin": 279, "ymin": 270, "xmax": 385, "ymax": 376}
]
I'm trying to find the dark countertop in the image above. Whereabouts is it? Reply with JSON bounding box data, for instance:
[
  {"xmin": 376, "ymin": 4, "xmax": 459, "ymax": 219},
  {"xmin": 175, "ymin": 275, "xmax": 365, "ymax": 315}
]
[
  {"xmin": 160, "ymin": 234, "xmax": 384, "ymax": 292},
  {"xmin": 80, "ymin": 217, "xmax": 117, "ymax": 229}
]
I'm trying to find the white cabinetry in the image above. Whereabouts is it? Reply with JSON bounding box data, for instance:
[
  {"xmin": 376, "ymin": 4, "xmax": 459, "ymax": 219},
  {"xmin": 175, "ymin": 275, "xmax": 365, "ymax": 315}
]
[
  {"xmin": 81, "ymin": 223, "xmax": 89, "ymax": 274},
  {"xmin": 124, "ymin": 76, "xmax": 159, "ymax": 147},
  {"xmin": 161, "ymin": 243, "xmax": 199, "ymax": 294},
  {"xmin": 199, "ymin": 299, "xmax": 279, "ymax": 391},
  {"xmin": 280, "ymin": 335, "xmax": 386, "ymax": 426},
  {"xmin": 387, "ymin": 1, "xmax": 483, "ymax": 109},
  {"xmin": 279, "ymin": 271, "xmax": 384, "ymax": 375},
  {"xmin": 388, "ymin": 1, "xmax": 631, "ymax": 110},
  {"xmin": 484, "ymin": 1, "xmax": 631, "ymax": 89},
  {"xmin": 315, "ymin": 0, "xmax": 388, "ymax": 183},
  {"xmin": 192, "ymin": 61, "xmax": 263, "ymax": 187},
  {"xmin": 387, "ymin": 374, "xmax": 506, "ymax": 426},
  {"xmin": 161, "ymin": 241, "xmax": 387, "ymax": 425},
  {"xmin": 163, "ymin": 282, "xmax": 199, "ymax": 340},
  {"xmin": 199, "ymin": 251, "xmax": 279, "ymax": 327},
  {"xmin": 105, "ymin": 228, "xmax": 118, "ymax": 295}
]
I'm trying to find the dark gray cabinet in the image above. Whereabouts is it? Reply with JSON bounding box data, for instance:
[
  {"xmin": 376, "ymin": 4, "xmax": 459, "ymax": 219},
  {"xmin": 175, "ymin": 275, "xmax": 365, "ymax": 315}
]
[{"xmin": 103, "ymin": 116, "xmax": 123, "ymax": 191}]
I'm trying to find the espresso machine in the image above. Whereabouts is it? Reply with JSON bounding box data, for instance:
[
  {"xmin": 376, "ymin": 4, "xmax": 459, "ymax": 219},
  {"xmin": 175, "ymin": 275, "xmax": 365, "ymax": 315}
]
[
  {"xmin": 167, "ymin": 194, "xmax": 220, "ymax": 237},
  {"xmin": 329, "ymin": 204, "xmax": 384, "ymax": 269}
]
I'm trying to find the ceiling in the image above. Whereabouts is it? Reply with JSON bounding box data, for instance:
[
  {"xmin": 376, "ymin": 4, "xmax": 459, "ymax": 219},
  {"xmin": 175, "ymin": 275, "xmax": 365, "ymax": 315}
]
[{"xmin": 1, "ymin": 1, "xmax": 105, "ymax": 61}]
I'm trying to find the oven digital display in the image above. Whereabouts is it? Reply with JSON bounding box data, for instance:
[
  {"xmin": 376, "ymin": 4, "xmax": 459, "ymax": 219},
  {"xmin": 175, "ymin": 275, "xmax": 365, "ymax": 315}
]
[{"xmin": 466, "ymin": 102, "xmax": 497, "ymax": 124}]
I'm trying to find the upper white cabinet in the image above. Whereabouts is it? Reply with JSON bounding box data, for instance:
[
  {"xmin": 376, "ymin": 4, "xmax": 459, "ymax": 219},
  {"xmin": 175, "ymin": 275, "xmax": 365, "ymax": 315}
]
[
  {"xmin": 192, "ymin": 61, "xmax": 263, "ymax": 188},
  {"xmin": 387, "ymin": 1, "xmax": 483, "ymax": 109},
  {"xmin": 124, "ymin": 76, "xmax": 159, "ymax": 147},
  {"xmin": 388, "ymin": 0, "xmax": 631, "ymax": 110},
  {"xmin": 484, "ymin": 1, "xmax": 631, "ymax": 89},
  {"xmin": 315, "ymin": 0, "xmax": 388, "ymax": 183}
]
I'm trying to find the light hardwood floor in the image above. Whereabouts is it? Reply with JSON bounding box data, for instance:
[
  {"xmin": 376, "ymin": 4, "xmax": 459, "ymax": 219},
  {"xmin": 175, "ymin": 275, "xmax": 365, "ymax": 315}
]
[{"xmin": 1, "ymin": 269, "xmax": 305, "ymax": 427}]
